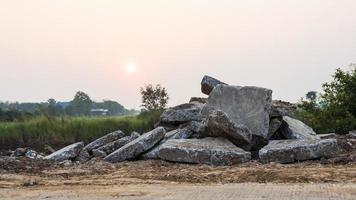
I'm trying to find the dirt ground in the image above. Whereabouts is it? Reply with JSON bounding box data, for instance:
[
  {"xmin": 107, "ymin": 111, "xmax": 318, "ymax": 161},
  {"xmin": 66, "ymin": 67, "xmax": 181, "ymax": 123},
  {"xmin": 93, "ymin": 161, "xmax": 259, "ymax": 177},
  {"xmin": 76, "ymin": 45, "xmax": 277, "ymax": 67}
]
[{"xmin": 1, "ymin": 157, "xmax": 356, "ymax": 199}]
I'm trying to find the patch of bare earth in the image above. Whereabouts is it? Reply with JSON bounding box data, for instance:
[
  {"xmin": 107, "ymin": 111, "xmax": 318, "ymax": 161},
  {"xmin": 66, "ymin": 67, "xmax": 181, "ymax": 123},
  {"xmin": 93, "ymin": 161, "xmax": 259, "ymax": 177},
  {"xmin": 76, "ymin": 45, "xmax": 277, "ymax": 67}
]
[{"xmin": 1, "ymin": 156, "xmax": 356, "ymax": 189}]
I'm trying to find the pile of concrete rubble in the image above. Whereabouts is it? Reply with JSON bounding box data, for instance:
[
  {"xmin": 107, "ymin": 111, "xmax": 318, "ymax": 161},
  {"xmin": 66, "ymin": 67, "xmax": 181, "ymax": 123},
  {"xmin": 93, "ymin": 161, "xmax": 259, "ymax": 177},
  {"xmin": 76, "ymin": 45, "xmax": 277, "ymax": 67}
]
[{"xmin": 43, "ymin": 76, "xmax": 356, "ymax": 165}]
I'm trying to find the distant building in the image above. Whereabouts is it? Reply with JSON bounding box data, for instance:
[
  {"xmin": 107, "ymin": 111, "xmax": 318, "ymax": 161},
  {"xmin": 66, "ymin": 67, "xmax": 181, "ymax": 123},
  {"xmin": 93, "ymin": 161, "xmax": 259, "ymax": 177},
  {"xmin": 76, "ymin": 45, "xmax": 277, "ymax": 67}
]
[{"xmin": 90, "ymin": 109, "xmax": 109, "ymax": 116}]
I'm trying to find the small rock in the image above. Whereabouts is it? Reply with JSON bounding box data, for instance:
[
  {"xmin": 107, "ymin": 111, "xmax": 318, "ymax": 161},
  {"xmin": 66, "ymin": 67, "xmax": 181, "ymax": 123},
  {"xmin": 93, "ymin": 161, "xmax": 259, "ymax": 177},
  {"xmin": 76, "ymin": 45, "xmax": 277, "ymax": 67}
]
[
  {"xmin": 45, "ymin": 142, "xmax": 84, "ymax": 162},
  {"xmin": 158, "ymin": 137, "xmax": 251, "ymax": 166},
  {"xmin": 104, "ymin": 127, "xmax": 166, "ymax": 163},
  {"xmin": 25, "ymin": 150, "xmax": 43, "ymax": 159},
  {"xmin": 13, "ymin": 148, "xmax": 28, "ymax": 157},
  {"xmin": 201, "ymin": 75, "xmax": 227, "ymax": 95}
]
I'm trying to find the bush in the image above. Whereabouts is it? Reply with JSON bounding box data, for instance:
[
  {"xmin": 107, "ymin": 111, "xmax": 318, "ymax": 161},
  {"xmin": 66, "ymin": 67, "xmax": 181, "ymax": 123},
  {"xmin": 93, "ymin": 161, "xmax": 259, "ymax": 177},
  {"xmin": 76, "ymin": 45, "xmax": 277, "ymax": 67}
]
[
  {"xmin": 0, "ymin": 110, "xmax": 162, "ymax": 150},
  {"xmin": 295, "ymin": 66, "xmax": 356, "ymax": 134}
]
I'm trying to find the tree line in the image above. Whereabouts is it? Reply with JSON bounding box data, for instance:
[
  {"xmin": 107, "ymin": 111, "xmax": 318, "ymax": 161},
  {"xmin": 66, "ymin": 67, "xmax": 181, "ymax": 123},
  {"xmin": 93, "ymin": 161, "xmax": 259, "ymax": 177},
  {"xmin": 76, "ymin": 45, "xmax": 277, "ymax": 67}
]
[{"xmin": 0, "ymin": 91, "xmax": 138, "ymax": 122}]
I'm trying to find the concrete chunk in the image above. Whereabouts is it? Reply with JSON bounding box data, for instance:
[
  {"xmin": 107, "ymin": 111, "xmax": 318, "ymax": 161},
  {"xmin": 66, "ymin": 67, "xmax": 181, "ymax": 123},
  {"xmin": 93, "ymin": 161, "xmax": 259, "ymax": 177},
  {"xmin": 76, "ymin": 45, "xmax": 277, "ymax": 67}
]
[
  {"xmin": 158, "ymin": 137, "xmax": 251, "ymax": 166},
  {"xmin": 201, "ymin": 85, "xmax": 272, "ymax": 139},
  {"xmin": 96, "ymin": 132, "xmax": 140, "ymax": 154},
  {"xmin": 204, "ymin": 110, "xmax": 252, "ymax": 150},
  {"xmin": 45, "ymin": 142, "xmax": 84, "ymax": 162},
  {"xmin": 83, "ymin": 130, "xmax": 126, "ymax": 152},
  {"xmin": 160, "ymin": 103, "xmax": 203, "ymax": 125},
  {"xmin": 280, "ymin": 116, "xmax": 319, "ymax": 139},
  {"xmin": 104, "ymin": 127, "xmax": 165, "ymax": 163},
  {"xmin": 259, "ymin": 139, "xmax": 341, "ymax": 164},
  {"xmin": 201, "ymin": 75, "xmax": 227, "ymax": 95}
]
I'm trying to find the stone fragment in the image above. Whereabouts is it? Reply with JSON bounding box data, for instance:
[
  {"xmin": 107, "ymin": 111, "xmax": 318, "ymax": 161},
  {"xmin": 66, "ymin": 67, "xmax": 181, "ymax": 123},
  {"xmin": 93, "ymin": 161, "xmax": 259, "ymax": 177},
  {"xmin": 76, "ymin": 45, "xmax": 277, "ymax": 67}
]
[
  {"xmin": 160, "ymin": 103, "xmax": 203, "ymax": 125},
  {"xmin": 83, "ymin": 130, "xmax": 126, "ymax": 152},
  {"xmin": 204, "ymin": 110, "xmax": 252, "ymax": 150},
  {"xmin": 45, "ymin": 142, "xmax": 84, "ymax": 162},
  {"xmin": 201, "ymin": 75, "xmax": 227, "ymax": 95},
  {"xmin": 158, "ymin": 137, "xmax": 251, "ymax": 166},
  {"xmin": 280, "ymin": 116, "xmax": 319, "ymax": 139},
  {"xmin": 96, "ymin": 132, "xmax": 140, "ymax": 154},
  {"xmin": 140, "ymin": 129, "xmax": 181, "ymax": 160},
  {"xmin": 104, "ymin": 127, "xmax": 165, "ymax": 162},
  {"xmin": 259, "ymin": 139, "xmax": 341, "ymax": 164}
]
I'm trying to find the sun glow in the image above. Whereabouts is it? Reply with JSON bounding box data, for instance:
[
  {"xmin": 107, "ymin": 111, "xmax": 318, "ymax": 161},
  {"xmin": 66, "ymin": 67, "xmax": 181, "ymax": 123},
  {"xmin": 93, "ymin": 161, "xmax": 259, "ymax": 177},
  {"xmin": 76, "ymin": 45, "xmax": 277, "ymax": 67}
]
[{"xmin": 125, "ymin": 63, "xmax": 137, "ymax": 74}]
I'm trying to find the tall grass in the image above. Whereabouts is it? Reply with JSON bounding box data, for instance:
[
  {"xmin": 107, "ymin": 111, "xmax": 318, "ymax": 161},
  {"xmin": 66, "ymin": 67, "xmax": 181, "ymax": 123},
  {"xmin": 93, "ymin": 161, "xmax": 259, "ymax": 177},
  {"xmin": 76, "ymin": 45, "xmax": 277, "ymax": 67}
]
[{"xmin": 0, "ymin": 111, "xmax": 161, "ymax": 151}]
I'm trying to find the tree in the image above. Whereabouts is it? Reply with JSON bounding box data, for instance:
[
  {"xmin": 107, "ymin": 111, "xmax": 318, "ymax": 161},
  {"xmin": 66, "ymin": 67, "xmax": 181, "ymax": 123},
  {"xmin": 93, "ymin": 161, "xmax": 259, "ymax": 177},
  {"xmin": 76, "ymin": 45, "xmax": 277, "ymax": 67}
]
[
  {"xmin": 93, "ymin": 100, "xmax": 126, "ymax": 115},
  {"xmin": 306, "ymin": 91, "xmax": 317, "ymax": 101},
  {"xmin": 68, "ymin": 91, "xmax": 93, "ymax": 116},
  {"xmin": 295, "ymin": 66, "xmax": 356, "ymax": 134},
  {"xmin": 140, "ymin": 84, "xmax": 169, "ymax": 111},
  {"xmin": 322, "ymin": 66, "xmax": 356, "ymax": 116}
]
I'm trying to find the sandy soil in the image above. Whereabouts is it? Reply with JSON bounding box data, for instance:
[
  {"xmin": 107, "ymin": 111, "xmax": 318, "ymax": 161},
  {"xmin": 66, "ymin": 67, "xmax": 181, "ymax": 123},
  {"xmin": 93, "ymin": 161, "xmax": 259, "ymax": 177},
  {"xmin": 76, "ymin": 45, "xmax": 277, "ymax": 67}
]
[{"xmin": 1, "ymin": 158, "xmax": 356, "ymax": 199}]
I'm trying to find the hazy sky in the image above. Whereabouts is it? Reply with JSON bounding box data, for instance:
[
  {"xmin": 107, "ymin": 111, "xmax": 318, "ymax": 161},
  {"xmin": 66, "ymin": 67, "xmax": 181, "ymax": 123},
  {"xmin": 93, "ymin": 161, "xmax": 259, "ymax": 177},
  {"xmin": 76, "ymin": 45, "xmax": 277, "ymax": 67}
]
[{"xmin": 1, "ymin": 0, "xmax": 356, "ymax": 109}]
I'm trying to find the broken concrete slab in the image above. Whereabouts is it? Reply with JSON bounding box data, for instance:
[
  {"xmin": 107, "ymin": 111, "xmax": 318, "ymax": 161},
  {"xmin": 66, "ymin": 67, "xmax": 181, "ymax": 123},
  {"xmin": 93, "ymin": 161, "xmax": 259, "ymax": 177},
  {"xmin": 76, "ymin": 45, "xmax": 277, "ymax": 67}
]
[
  {"xmin": 45, "ymin": 142, "xmax": 84, "ymax": 162},
  {"xmin": 280, "ymin": 116, "xmax": 319, "ymax": 140},
  {"xmin": 259, "ymin": 139, "xmax": 341, "ymax": 164},
  {"xmin": 160, "ymin": 103, "xmax": 203, "ymax": 125},
  {"xmin": 104, "ymin": 127, "xmax": 166, "ymax": 163},
  {"xmin": 204, "ymin": 110, "xmax": 252, "ymax": 150},
  {"xmin": 83, "ymin": 130, "xmax": 126, "ymax": 152},
  {"xmin": 270, "ymin": 100, "xmax": 296, "ymax": 118},
  {"xmin": 201, "ymin": 75, "xmax": 227, "ymax": 95},
  {"xmin": 96, "ymin": 132, "xmax": 140, "ymax": 154},
  {"xmin": 158, "ymin": 137, "xmax": 251, "ymax": 166},
  {"xmin": 140, "ymin": 128, "xmax": 184, "ymax": 160},
  {"xmin": 201, "ymin": 85, "xmax": 272, "ymax": 139}
]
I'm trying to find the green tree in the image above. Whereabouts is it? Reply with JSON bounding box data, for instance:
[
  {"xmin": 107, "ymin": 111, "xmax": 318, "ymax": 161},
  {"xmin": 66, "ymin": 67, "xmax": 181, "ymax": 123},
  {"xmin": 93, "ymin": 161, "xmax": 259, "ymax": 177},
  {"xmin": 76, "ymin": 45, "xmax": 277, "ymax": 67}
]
[
  {"xmin": 93, "ymin": 100, "xmax": 126, "ymax": 115},
  {"xmin": 68, "ymin": 91, "xmax": 93, "ymax": 116},
  {"xmin": 47, "ymin": 98, "xmax": 58, "ymax": 116},
  {"xmin": 295, "ymin": 66, "xmax": 356, "ymax": 134},
  {"xmin": 140, "ymin": 84, "xmax": 169, "ymax": 111}
]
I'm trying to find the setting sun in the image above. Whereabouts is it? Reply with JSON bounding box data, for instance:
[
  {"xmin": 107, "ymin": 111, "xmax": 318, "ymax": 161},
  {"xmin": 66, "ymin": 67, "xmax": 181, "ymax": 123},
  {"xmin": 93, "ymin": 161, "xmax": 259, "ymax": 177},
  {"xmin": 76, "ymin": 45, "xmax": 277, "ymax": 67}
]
[{"xmin": 125, "ymin": 63, "xmax": 137, "ymax": 74}]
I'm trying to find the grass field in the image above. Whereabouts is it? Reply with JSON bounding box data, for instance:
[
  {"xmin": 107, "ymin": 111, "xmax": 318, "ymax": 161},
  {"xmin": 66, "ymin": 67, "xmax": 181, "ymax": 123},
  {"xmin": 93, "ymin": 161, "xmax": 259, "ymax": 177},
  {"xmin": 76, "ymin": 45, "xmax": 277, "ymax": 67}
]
[{"xmin": 0, "ymin": 111, "xmax": 161, "ymax": 151}]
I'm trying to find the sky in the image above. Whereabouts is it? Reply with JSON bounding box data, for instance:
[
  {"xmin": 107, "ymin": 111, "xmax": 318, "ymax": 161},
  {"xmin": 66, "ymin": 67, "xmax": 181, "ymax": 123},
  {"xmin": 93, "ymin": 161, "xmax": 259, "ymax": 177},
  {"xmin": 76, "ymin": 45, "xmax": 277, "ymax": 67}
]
[{"xmin": 0, "ymin": 0, "xmax": 356, "ymax": 109}]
